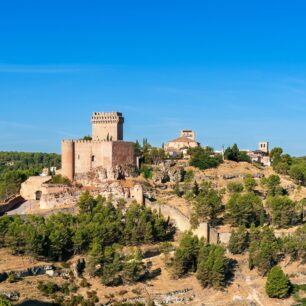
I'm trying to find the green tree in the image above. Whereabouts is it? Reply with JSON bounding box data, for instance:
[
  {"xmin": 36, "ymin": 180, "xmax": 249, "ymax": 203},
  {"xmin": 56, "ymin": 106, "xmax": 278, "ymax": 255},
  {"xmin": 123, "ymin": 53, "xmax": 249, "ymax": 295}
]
[
  {"xmin": 122, "ymin": 249, "xmax": 145, "ymax": 283},
  {"xmin": 189, "ymin": 147, "xmax": 223, "ymax": 170},
  {"xmin": 228, "ymin": 225, "xmax": 249, "ymax": 254},
  {"xmin": 260, "ymin": 175, "xmax": 283, "ymax": 196},
  {"xmin": 172, "ymin": 232, "xmax": 199, "ymax": 277},
  {"xmin": 224, "ymin": 144, "xmax": 250, "ymax": 163},
  {"xmin": 267, "ymin": 196, "xmax": 300, "ymax": 228},
  {"xmin": 77, "ymin": 192, "xmax": 97, "ymax": 216},
  {"xmin": 265, "ymin": 266, "xmax": 291, "ymax": 298},
  {"xmin": 225, "ymin": 193, "xmax": 264, "ymax": 227},
  {"xmin": 289, "ymin": 164, "xmax": 306, "ymax": 185},
  {"xmin": 192, "ymin": 182, "xmax": 223, "ymax": 226},
  {"xmin": 248, "ymin": 227, "xmax": 280, "ymax": 275},
  {"xmin": 196, "ymin": 244, "xmax": 228, "ymax": 289}
]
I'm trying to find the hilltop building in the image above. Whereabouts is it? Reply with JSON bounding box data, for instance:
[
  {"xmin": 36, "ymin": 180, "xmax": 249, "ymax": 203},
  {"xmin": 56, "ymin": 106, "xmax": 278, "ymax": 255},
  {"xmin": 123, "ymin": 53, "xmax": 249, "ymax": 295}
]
[
  {"xmin": 164, "ymin": 129, "xmax": 199, "ymax": 157},
  {"xmin": 246, "ymin": 141, "xmax": 271, "ymax": 166},
  {"xmin": 61, "ymin": 112, "xmax": 135, "ymax": 181}
]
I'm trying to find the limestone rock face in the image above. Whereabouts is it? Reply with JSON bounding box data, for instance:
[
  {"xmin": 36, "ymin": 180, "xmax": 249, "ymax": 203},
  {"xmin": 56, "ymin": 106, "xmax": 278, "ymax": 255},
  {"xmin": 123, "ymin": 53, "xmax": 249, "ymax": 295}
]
[
  {"xmin": 168, "ymin": 167, "xmax": 184, "ymax": 182},
  {"xmin": 75, "ymin": 165, "xmax": 138, "ymax": 186},
  {"xmin": 153, "ymin": 171, "xmax": 170, "ymax": 184},
  {"xmin": 152, "ymin": 162, "xmax": 184, "ymax": 184}
]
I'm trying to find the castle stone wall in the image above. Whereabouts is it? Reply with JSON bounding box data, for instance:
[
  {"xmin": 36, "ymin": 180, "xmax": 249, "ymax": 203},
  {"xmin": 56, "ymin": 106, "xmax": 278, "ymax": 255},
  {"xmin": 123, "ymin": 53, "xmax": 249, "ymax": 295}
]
[
  {"xmin": 111, "ymin": 141, "xmax": 135, "ymax": 167},
  {"xmin": 74, "ymin": 140, "xmax": 93, "ymax": 174},
  {"xmin": 61, "ymin": 140, "xmax": 74, "ymax": 180}
]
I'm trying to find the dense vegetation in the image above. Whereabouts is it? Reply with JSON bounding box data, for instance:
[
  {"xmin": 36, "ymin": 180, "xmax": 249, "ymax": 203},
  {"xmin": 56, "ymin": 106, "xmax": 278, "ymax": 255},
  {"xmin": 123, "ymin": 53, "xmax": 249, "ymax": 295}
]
[
  {"xmin": 0, "ymin": 152, "xmax": 61, "ymax": 201},
  {"xmin": 188, "ymin": 147, "xmax": 223, "ymax": 170},
  {"xmin": 228, "ymin": 224, "xmax": 306, "ymax": 274},
  {"xmin": 171, "ymin": 232, "xmax": 230, "ymax": 290},
  {"xmin": 271, "ymin": 147, "xmax": 306, "ymax": 186},
  {"xmin": 0, "ymin": 193, "xmax": 173, "ymax": 261},
  {"xmin": 224, "ymin": 144, "xmax": 250, "ymax": 162}
]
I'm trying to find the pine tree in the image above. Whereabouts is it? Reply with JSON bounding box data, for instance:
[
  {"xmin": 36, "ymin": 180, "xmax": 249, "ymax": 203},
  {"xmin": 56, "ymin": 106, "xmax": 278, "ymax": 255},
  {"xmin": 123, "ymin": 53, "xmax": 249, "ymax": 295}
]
[
  {"xmin": 228, "ymin": 225, "xmax": 249, "ymax": 254},
  {"xmin": 144, "ymin": 222, "xmax": 154, "ymax": 243},
  {"xmin": 266, "ymin": 266, "xmax": 291, "ymax": 298},
  {"xmin": 172, "ymin": 232, "xmax": 199, "ymax": 277},
  {"xmin": 196, "ymin": 244, "xmax": 228, "ymax": 289}
]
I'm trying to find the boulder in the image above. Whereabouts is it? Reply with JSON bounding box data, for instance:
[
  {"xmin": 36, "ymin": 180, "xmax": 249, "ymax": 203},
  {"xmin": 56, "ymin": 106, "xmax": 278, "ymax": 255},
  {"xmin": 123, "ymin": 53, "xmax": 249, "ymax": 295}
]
[{"xmin": 0, "ymin": 291, "xmax": 20, "ymax": 301}]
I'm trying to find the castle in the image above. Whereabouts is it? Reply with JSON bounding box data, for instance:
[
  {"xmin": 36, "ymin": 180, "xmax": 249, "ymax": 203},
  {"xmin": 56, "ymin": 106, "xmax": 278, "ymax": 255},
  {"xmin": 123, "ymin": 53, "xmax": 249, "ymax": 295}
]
[{"xmin": 61, "ymin": 112, "xmax": 135, "ymax": 180}]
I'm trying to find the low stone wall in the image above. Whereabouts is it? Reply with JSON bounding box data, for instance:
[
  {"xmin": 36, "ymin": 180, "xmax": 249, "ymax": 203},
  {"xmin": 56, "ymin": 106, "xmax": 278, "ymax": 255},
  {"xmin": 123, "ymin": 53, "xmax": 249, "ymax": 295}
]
[{"xmin": 145, "ymin": 199, "xmax": 221, "ymax": 243}]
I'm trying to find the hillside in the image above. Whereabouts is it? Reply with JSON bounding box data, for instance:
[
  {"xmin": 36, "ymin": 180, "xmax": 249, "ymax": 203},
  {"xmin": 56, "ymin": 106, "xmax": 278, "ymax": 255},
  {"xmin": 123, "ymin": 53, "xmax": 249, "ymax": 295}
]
[{"xmin": 0, "ymin": 157, "xmax": 305, "ymax": 306}]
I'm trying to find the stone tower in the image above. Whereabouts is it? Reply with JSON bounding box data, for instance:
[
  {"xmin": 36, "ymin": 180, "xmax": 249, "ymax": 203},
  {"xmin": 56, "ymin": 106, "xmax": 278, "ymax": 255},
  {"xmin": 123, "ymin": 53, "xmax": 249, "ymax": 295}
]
[
  {"xmin": 180, "ymin": 129, "xmax": 195, "ymax": 140},
  {"xmin": 259, "ymin": 141, "xmax": 269, "ymax": 153},
  {"xmin": 91, "ymin": 112, "xmax": 124, "ymax": 141},
  {"xmin": 61, "ymin": 140, "xmax": 75, "ymax": 180}
]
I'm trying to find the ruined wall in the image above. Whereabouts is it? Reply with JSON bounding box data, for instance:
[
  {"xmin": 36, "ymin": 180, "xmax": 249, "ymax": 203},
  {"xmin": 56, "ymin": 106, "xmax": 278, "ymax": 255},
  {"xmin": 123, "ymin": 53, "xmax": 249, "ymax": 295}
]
[
  {"xmin": 0, "ymin": 196, "xmax": 25, "ymax": 214},
  {"xmin": 130, "ymin": 184, "xmax": 144, "ymax": 204},
  {"xmin": 145, "ymin": 200, "xmax": 213, "ymax": 241},
  {"xmin": 20, "ymin": 176, "xmax": 52, "ymax": 200}
]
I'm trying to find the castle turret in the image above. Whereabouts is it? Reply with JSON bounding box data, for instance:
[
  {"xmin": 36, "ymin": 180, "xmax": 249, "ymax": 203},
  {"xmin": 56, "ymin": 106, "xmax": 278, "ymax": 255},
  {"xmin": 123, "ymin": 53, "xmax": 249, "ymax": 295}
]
[
  {"xmin": 61, "ymin": 140, "xmax": 75, "ymax": 181},
  {"xmin": 91, "ymin": 112, "xmax": 124, "ymax": 141},
  {"xmin": 259, "ymin": 141, "xmax": 269, "ymax": 154}
]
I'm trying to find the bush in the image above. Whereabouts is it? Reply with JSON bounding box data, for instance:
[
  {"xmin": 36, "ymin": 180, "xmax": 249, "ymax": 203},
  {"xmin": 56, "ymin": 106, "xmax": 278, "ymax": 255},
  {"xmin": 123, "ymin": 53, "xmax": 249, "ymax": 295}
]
[
  {"xmin": 227, "ymin": 182, "xmax": 244, "ymax": 193},
  {"xmin": 189, "ymin": 147, "xmax": 223, "ymax": 170},
  {"xmin": 140, "ymin": 166, "xmax": 153, "ymax": 179},
  {"xmin": 244, "ymin": 174, "xmax": 257, "ymax": 192},
  {"xmin": 37, "ymin": 281, "xmax": 60, "ymax": 296},
  {"xmin": 50, "ymin": 174, "xmax": 71, "ymax": 186}
]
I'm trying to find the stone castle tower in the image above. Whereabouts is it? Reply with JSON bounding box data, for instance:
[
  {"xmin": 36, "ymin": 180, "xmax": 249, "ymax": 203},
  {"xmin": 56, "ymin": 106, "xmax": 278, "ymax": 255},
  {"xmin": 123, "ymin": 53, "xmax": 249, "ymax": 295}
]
[
  {"xmin": 258, "ymin": 141, "xmax": 269, "ymax": 153},
  {"xmin": 91, "ymin": 112, "xmax": 124, "ymax": 141},
  {"xmin": 61, "ymin": 112, "xmax": 135, "ymax": 181}
]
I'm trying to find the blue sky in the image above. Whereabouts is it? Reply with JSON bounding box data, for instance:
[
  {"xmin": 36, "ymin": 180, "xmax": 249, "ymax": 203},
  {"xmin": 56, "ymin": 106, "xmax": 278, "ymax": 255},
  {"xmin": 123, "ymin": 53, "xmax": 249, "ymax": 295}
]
[{"xmin": 0, "ymin": 1, "xmax": 306, "ymax": 156}]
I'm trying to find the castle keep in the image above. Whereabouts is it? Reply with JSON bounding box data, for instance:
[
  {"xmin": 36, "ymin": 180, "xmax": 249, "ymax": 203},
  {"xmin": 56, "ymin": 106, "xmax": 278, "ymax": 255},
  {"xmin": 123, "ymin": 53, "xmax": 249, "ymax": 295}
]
[{"xmin": 61, "ymin": 112, "xmax": 135, "ymax": 180}]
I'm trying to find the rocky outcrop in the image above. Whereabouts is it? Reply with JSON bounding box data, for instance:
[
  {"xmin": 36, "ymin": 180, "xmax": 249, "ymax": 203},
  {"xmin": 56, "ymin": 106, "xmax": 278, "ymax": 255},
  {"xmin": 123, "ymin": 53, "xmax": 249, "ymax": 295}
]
[
  {"xmin": 152, "ymin": 162, "xmax": 184, "ymax": 184},
  {"xmin": 0, "ymin": 265, "xmax": 56, "ymax": 283},
  {"xmin": 0, "ymin": 291, "xmax": 20, "ymax": 301},
  {"xmin": 75, "ymin": 165, "xmax": 139, "ymax": 186}
]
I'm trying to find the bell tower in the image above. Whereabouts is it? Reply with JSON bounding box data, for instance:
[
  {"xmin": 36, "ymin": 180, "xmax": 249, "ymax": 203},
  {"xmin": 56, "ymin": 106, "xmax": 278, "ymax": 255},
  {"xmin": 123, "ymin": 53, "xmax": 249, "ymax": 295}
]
[{"xmin": 91, "ymin": 112, "xmax": 124, "ymax": 141}]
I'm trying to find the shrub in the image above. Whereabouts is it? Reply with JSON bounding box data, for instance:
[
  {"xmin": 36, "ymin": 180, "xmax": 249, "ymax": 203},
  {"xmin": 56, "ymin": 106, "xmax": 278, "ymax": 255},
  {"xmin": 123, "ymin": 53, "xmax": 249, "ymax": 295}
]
[{"xmin": 227, "ymin": 182, "xmax": 244, "ymax": 193}]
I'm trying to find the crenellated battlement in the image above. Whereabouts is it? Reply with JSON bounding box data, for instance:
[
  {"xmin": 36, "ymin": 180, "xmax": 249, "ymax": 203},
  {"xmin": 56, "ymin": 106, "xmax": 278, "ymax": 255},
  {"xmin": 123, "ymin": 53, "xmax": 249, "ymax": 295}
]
[
  {"xmin": 61, "ymin": 139, "xmax": 74, "ymax": 143},
  {"xmin": 91, "ymin": 112, "xmax": 124, "ymax": 124}
]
